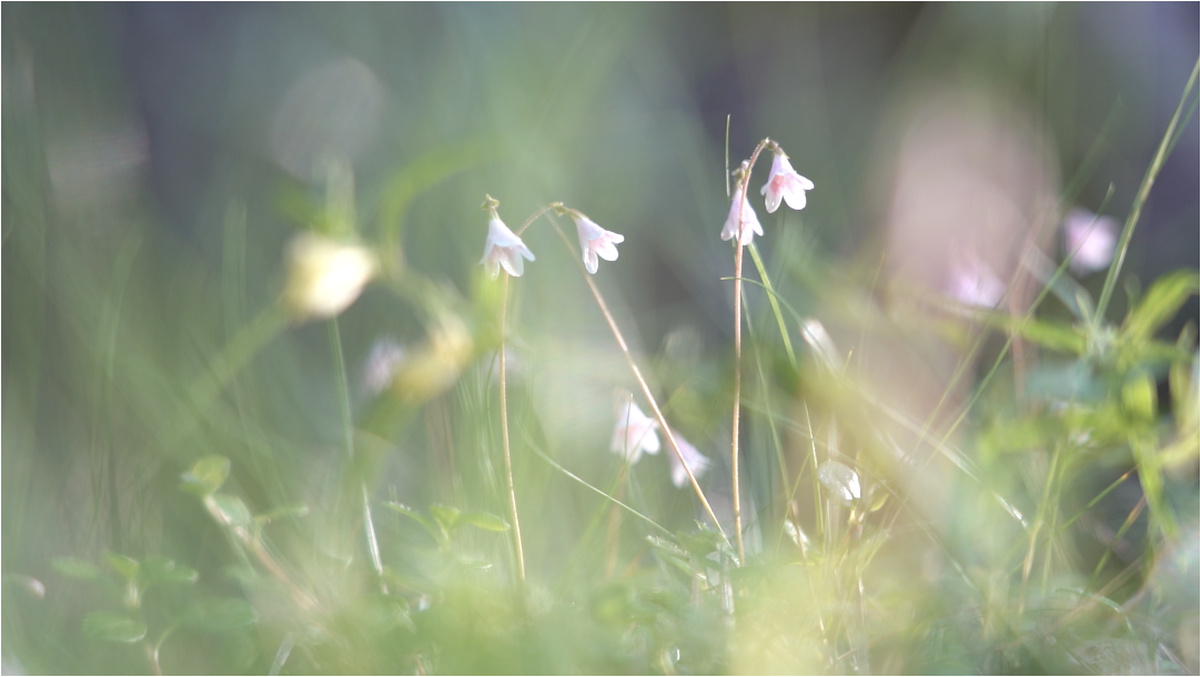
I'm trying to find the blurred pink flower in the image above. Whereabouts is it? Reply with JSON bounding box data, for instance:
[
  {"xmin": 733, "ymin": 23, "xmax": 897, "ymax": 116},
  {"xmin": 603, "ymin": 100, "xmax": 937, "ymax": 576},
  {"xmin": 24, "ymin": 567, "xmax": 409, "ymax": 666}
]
[
  {"xmin": 363, "ymin": 337, "xmax": 407, "ymax": 396},
  {"xmin": 665, "ymin": 431, "xmax": 710, "ymax": 489},
  {"xmin": 570, "ymin": 213, "xmax": 624, "ymax": 274},
  {"xmin": 1063, "ymin": 208, "xmax": 1118, "ymax": 275},
  {"xmin": 760, "ymin": 150, "xmax": 814, "ymax": 213},
  {"xmin": 721, "ymin": 184, "xmax": 764, "ymax": 246},
  {"xmin": 611, "ymin": 397, "xmax": 660, "ymax": 464},
  {"xmin": 480, "ymin": 216, "xmax": 535, "ymax": 278},
  {"xmin": 947, "ymin": 251, "xmax": 1006, "ymax": 308}
]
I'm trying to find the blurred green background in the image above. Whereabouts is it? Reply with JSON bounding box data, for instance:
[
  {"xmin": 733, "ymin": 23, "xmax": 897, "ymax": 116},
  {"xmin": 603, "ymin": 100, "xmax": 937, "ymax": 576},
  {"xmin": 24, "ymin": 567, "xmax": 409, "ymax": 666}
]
[{"xmin": 3, "ymin": 3, "xmax": 1197, "ymax": 673}]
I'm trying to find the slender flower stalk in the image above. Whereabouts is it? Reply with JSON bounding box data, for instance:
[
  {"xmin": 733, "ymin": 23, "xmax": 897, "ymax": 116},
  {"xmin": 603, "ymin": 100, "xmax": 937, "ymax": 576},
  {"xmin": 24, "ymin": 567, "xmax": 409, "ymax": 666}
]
[
  {"xmin": 729, "ymin": 146, "xmax": 763, "ymax": 564},
  {"xmin": 498, "ymin": 273, "xmax": 526, "ymax": 583},
  {"xmin": 545, "ymin": 215, "xmax": 730, "ymax": 548},
  {"xmin": 726, "ymin": 138, "xmax": 797, "ymax": 564},
  {"xmin": 480, "ymin": 195, "xmax": 527, "ymax": 583}
]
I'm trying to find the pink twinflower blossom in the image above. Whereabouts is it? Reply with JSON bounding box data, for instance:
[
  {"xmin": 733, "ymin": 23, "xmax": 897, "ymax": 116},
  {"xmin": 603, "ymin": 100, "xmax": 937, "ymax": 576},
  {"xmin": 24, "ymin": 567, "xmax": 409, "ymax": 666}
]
[
  {"xmin": 480, "ymin": 215, "xmax": 535, "ymax": 278},
  {"xmin": 665, "ymin": 431, "xmax": 710, "ymax": 489},
  {"xmin": 611, "ymin": 398, "xmax": 660, "ymax": 464},
  {"xmin": 760, "ymin": 150, "xmax": 814, "ymax": 213},
  {"xmin": 721, "ymin": 183, "xmax": 764, "ymax": 246},
  {"xmin": 570, "ymin": 212, "xmax": 624, "ymax": 274}
]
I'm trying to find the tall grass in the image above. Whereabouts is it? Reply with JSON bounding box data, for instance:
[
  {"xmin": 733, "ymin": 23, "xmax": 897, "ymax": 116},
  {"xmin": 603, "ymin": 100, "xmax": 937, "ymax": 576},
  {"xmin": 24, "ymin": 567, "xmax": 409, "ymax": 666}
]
[{"xmin": 3, "ymin": 6, "xmax": 1197, "ymax": 673}]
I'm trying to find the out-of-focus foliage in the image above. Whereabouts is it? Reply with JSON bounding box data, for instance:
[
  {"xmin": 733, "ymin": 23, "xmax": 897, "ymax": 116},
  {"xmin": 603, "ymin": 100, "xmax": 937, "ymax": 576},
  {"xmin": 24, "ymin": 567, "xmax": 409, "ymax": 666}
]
[{"xmin": 3, "ymin": 4, "xmax": 1197, "ymax": 674}]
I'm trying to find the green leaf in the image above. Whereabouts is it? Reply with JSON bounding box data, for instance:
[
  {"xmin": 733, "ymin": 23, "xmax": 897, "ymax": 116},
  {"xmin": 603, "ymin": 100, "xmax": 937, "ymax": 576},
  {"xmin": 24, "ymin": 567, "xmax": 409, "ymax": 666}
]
[
  {"xmin": 1016, "ymin": 318, "xmax": 1088, "ymax": 355},
  {"xmin": 206, "ymin": 493, "xmax": 252, "ymax": 528},
  {"xmin": 141, "ymin": 556, "xmax": 198, "ymax": 586},
  {"xmin": 1121, "ymin": 371, "xmax": 1158, "ymax": 422},
  {"xmin": 1122, "ymin": 270, "xmax": 1200, "ymax": 343},
  {"xmin": 103, "ymin": 552, "xmax": 140, "ymax": 582},
  {"xmin": 83, "ymin": 612, "xmax": 146, "ymax": 643},
  {"xmin": 181, "ymin": 455, "xmax": 231, "ymax": 497},
  {"xmin": 457, "ymin": 511, "xmax": 510, "ymax": 533},
  {"xmin": 185, "ymin": 597, "xmax": 257, "ymax": 631},
  {"xmin": 253, "ymin": 503, "xmax": 309, "ymax": 524},
  {"xmin": 429, "ymin": 504, "xmax": 461, "ymax": 533},
  {"xmin": 51, "ymin": 557, "xmax": 102, "ymax": 580},
  {"xmin": 383, "ymin": 502, "xmax": 438, "ymax": 539},
  {"xmin": 647, "ymin": 535, "xmax": 698, "ymax": 576},
  {"xmin": 676, "ymin": 528, "xmax": 729, "ymax": 560}
]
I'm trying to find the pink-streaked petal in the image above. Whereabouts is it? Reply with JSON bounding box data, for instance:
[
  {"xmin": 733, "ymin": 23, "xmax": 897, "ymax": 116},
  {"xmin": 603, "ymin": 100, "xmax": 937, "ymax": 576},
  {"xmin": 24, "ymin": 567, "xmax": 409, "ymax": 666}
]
[
  {"xmin": 723, "ymin": 185, "xmax": 761, "ymax": 245},
  {"xmin": 665, "ymin": 431, "xmax": 710, "ymax": 489},
  {"xmin": 572, "ymin": 214, "xmax": 623, "ymax": 274}
]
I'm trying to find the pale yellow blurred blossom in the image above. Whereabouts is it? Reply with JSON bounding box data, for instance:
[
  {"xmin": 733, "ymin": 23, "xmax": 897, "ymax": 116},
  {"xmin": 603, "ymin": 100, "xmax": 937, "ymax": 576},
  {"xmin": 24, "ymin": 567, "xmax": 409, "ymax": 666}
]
[
  {"xmin": 569, "ymin": 212, "xmax": 624, "ymax": 274},
  {"xmin": 283, "ymin": 232, "xmax": 376, "ymax": 321},
  {"xmin": 721, "ymin": 183, "xmax": 764, "ymax": 246},
  {"xmin": 1063, "ymin": 208, "xmax": 1118, "ymax": 275},
  {"xmin": 611, "ymin": 396, "xmax": 660, "ymax": 464},
  {"xmin": 760, "ymin": 149, "xmax": 814, "ymax": 213},
  {"xmin": 389, "ymin": 314, "xmax": 474, "ymax": 405},
  {"xmin": 665, "ymin": 431, "xmax": 710, "ymax": 489}
]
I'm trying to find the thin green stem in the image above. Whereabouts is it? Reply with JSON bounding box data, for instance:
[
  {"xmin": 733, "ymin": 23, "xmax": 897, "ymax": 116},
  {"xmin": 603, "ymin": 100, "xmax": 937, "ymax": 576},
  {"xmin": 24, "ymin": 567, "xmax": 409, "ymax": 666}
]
[
  {"xmin": 499, "ymin": 273, "xmax": 527, "ymax": 583},
  {"xmin": 159, "ymin": 303, "xmax": 288, "ymax": 455},
  {"xmin": 329, "ymin": 319, "xmax": 386, "ymax": 591},
  {"xmin": 1094, "ymin": 57, "xmax": 1199, "ymax": 326},
  {"xmin": 729, "ymin": 138, "xmax": 773, "ymax": 564},
  {"xmin": 527, "ymin": 441, "xmax": 670, "ymax": 537},
  {"xmin": 747, "ymin": 243, "xmax": 796, "ymax": 367},
  {"xmin": 732, "ymin": 240, "xmax": 746, "ymax": 563},
  {"xmin": 545, "ymin": 217, "xmax": 730, "ymax": 549}
]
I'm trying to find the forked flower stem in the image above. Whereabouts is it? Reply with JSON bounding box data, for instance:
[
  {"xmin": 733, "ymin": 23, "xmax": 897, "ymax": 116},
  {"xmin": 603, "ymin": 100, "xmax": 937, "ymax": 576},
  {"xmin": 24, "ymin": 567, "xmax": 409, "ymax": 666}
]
[
  {"xmin": 499, "ymin": 273, "xmax": 527, "ymax": 583},
  {"xmin": 545, "ymin": 216, "xmax": 731, "ymax": 550},
  {"xmin": 729, "ymin": 138, "xmax": 772, "ymax": 565}
]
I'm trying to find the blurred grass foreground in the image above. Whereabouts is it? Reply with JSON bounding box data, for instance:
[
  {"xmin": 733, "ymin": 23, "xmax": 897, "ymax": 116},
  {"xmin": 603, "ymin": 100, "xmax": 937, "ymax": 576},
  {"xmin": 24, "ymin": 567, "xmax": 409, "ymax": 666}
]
[{"xmin": 3, "ymin": 4, "xmax": 1199, "ymax": 674}]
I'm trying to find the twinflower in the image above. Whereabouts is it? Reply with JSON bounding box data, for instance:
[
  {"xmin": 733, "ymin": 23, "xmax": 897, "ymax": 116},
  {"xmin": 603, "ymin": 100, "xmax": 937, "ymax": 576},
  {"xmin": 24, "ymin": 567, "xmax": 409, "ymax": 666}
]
[
  {"xmin": 665, "ymin": 431, "xmax": 710, "ymax": 489},
  {"xmin": 721, "ymin": 183, "xmax": 764, "ymax": 246},
  {"xmin": 569, "ymin": 212, "xmax": 624, "ymax": 274},
  {"xmin": 479, "ymin": 196, "xmax": 535, "ymax": 278},
  {"xmin": 760, "ymin": 149, "xmax": 814, "ymax": 213},
  {"xmin": 611, "ymin": 397, "xmax": 660, "ymax": 464}
]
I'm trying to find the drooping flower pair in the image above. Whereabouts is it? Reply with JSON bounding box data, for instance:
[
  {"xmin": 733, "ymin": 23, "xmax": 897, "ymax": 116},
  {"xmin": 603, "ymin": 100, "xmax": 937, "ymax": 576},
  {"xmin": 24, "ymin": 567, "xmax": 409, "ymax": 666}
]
[
  {"xmin": 611, "ymin": 396, "xmax": 711, "ymax": 488},
  {"xmin": 722, "ymin": 143, "xmax": 815, "ymax": 246},
  {"xmin": 479, "ymin": 195, "xmax": 624, "ymax": 278}
]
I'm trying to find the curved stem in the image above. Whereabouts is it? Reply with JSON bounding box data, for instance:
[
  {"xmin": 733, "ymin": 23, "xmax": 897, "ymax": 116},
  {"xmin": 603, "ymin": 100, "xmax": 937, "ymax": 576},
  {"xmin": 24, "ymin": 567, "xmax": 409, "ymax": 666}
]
[
  {"xmin": 545, "ymin": 217, "xmax": 730, "ymax": 549},
  {"xmin": 1094, "ymin": 57, "xmax": 1198, "ymax": 326},
  {"xmin": 499, "ymin": 273, "xmax": 527, "ymax": 583},
  {"xmin": 732, "ymin": 242, "xmax": 746, "ymax": 564},
  {"xmin": 729, "ymin": 138, "xmax": 772, "ymax": 565}
]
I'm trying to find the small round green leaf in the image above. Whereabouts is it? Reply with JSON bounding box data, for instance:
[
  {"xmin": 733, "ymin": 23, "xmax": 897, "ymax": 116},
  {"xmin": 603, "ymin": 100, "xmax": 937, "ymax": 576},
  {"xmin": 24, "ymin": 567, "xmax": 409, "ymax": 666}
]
[
  {"xmin": 429, "ymin": 504, "xmax": 461, "ymax": 532},
  {"xmin": 458, "ymin": 511, "xmax": 510, "ymax": 532},
  {"xmin": 185, "ymin": 597, "xmax": 257, "ymax": 631},
  {"xmin": 182, "ymin": 455, "xmax": 231, "ymax": 497},
  {"xmin": 103, "ymin": 552, "xmax": 140, "ymax": 582},
  {"xmin": 83, "ymin": 612, "xmax": 147, "ymax": 643},
  {"xmin": 51, "ymin": 557, "xmax": 102, "ymax": 581},
  {"xmin": 207, "ymin": 493, "xmax": 253, "ymax": 528},
  {"xmin": 141, "ymin": 556, "xmax": 199, "ymax": 586}
]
